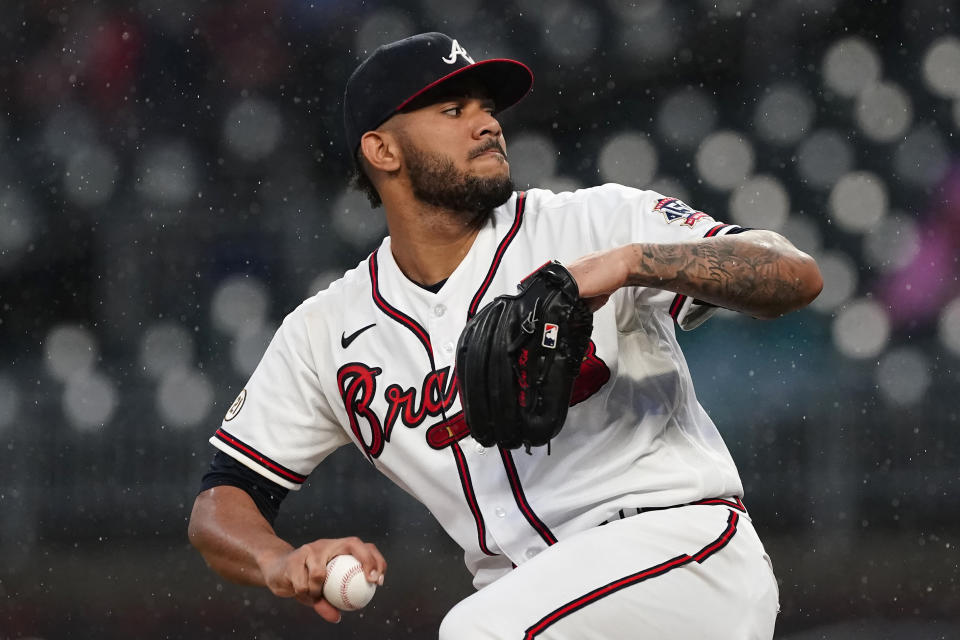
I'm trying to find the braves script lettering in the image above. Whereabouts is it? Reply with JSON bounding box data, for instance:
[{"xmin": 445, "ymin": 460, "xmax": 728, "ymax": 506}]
[
  {"xmin": 338, "ymin": 345, "xmax": 609, "ymax": 458},
  {"xmin": 337, "ymin": 363, "xmax": 385, "ymax": 458}
]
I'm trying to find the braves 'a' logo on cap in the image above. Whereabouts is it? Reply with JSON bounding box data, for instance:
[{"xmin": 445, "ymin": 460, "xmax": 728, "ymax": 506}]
[{"xmin": 442, "ymin": 39, "xmax": 475, "ymax": 65}]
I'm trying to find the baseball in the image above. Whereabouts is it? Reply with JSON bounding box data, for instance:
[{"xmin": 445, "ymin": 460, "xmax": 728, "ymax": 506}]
[{"xmin": 322, "ymin": 554, "xmax": 376, "ymax": 611}]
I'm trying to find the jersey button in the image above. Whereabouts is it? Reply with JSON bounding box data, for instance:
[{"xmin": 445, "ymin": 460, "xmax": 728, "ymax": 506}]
[
  {"xmin": 475, "ymin": 442, "xmax": 485, "ymax": 454},
  {"xmin": 444, "ymin": 342, "xmax": 454, "ymax": 354},
  {"xmin": 494, "ymin": 507, "xmax": 506, "ymax": 518},
  {"xmin": 525, "ymin": 548, "xmax": 540, "ymax": 559},
  {"xmin": 433, "ymin": 304, "xmax": 446, "ymax": 317}
]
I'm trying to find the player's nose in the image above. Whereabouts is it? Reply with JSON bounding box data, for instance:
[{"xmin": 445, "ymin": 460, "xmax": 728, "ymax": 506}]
[{"xmin": 471, "ymin": 106, "xmax": 502, "ymax": 140}]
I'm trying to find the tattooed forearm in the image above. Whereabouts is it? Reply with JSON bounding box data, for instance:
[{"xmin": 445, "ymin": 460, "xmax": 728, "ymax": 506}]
[{"xmin": 625, "ymin": 231, "xmax": 823, "ymax": 318}]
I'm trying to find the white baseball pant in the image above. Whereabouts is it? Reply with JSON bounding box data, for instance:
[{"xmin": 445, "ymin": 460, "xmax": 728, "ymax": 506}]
[{"xmin": 439, "ymin": 502, "xmax": 779, "ymax": 639}]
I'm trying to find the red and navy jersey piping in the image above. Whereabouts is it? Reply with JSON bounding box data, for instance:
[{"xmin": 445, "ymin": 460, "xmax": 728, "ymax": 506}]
[
  {"xmin": 703, "ymin": 223, "xmax": 732, "ymax": 237},
  {"xmin": 463, "ymin": 192, "xmax": 558, "ymax": 548},
  {"xmin": 468, "ymin": 191, "xmax": 527, "ymax": 318},
  {"xmin": 368, "ymin": 250, "xmax": 433, "ymax": 354},
  {"xmin": 368, "ymin": 237, "xmax": 500, "ymax": 557},
  {"xmin": 452, "ymin": 442, "xmax": 497, "ymax": 556},
  {"xmin": 214, "ymin": 428, "xmax": 307, "ymax": 485},
  {"xmin": 499, "ymin": 447, "xmax": 558, "ymax": 545}
]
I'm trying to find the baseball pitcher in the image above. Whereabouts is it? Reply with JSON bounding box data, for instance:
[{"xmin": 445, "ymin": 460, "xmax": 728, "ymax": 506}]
[{"xmin": 188, "ymin": 32, "xmax": 822, "ymax": 639}]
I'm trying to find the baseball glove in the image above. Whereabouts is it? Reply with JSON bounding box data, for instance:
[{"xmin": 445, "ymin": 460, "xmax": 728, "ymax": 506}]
[{"xmin": 455, "ymin": 261, "xmax": 594, "ymax": 451}]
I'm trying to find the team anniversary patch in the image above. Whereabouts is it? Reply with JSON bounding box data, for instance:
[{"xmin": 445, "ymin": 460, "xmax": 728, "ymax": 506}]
[{"xmin": 653, "ymin": 197, "xmax": 712, "ymax": 227}]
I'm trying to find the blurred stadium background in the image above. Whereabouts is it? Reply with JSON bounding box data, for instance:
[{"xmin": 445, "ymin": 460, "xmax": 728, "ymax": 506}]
[{"xmin": 2, "ymin": 0, "xmax": 959, "ymax": 638}]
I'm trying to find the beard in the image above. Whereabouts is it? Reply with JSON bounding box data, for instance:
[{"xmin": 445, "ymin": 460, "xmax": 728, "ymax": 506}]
[{"xmin": 400, "ymin": 138, "xmax": 514, "ymax": 225}]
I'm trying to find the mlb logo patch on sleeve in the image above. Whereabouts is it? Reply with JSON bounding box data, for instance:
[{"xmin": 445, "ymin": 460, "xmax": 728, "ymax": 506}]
[{"xmin": 653, "ymin": 197, "xmax": 713, "ymax": 226}]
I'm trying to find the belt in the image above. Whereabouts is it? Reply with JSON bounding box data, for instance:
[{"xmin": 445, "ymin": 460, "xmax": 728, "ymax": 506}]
[{"xmin": 598, "ymin": 496, "xmax": 747, "ymax": 527}]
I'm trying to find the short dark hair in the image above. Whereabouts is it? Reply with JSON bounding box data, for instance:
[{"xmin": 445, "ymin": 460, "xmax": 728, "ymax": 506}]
[{"xmin": 350, "ymin": 147, "xmax": 382, "ymax": 208}]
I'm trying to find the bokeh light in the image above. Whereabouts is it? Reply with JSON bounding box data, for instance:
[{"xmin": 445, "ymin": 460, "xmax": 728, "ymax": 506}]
[
  {"xmin": 540, "ymin": 175, "xmax": 584, "ymax": 193},
  {"xmin": 41, "ymin": 103, "xmax": 97, "ymax": 160},
  {"xmin": 617, "ymin": 4, "xmax": 679, "ymax": 62},
  {"xmin": 331, "ymin": 188, "xmax": 389, "ymax": 249},
  {"xmin": 893, "ymin": 124, "xmax": 950, "ymax": 188},
  {"xmin": 157, "ymin": 367, "xmax": 214, "ymax": 429},
  {"xmin": 0, "ymin": 188, "xmax": 37, "ymax": 266},
  {"xmin": 921, "ymin": 36, "xmax": 960, "ymax": 98},
  {"xmin": 63, "ymin": 370, "xmax": 118, "ymax": 431},
  {"xmin": 795, "ymin": 128, "xmax": 854, "ymax": 189},
  {"xmin": 231, "ymin": 324, "xmax": 276, "ymax": 377},
  {"xmin": 855, "ymin": 81, "xmax": 913, "ymax": 143},
  {"xmin": 829, "ymin": 171, "xmax": 888, "ymax": 233},
  {"xmin": 779, "ymin": 215, "xmax": 823, "ymax": 257},
  {"xmin": 308, "ymin": 269, "xmax": 349, "ymax": 297},
  {"xmin": 656, "ymin": 88, "xmax": 717, "ymax": 150},
  {"xmin": 63, "ymin": 144, "xmax": 119, "ymax": 209},
  {"xmin": 861, "ymin": 212, "xmax": 921, "ymax": 273},
  {"xmin": 222, "ymin": 96, "xmax": 283, "ymax": 162},
  {"xmin": 139, "ymin": 322, "xmax": 195, "ymax": 379},
  {"xmin": 822, "ymin": 36, "xmax": 882, "ymax": 98},
  {"xmin": 809, "ymin": 250, "xmax": 858, "ymax": 312},
  {"xmin": 832, "ymin": 298, "xmax": 891, "ymax": 359},
  {"xmin": 876, "ymin": 347, "xmax": 931, "ymax": 406},
  {"xmin": 695, "ymin": 130, "xmax": 754, "ymax": 190},
  {"xmin": 647, "ymin": 176, "xmax": 691, "ymax": 204},
  {"xmin": 507, "ymin": 133, "xmax": 558, "ymax": 187},
  {"xmin": 939, "ymin": 296, "xmax": 960, "ymax": 357},
  {"xmin": 753, "ymin": 83, "xmax": 815, "ymax": 146},
  {"xmin": 880, "ymin": 230, "xmax": 955, "ymax": 325},
  {"xmin": 598, "ymin": 132, "xmax": 658, "ymax": 188},
  {"xmin": 135, "ymin": 140, "xmax": 198, "ymax": 207},
  {"xmin": 210, "ymin": 275, "xmax": 270, "ymax": 336},
  {"xmin": 728, "ymin": 175, "xmax": 789, "ymax": 230},
  {"xmin": 44, "ymin": 324, "xmax": 98, "ymax": 382},
  {"xmin": 540, "ymin": 1, "xmax": 602, "ymax": 64}
]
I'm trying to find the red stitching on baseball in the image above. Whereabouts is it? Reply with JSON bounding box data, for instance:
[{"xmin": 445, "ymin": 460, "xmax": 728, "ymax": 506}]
[{"xmin": 340, "ymin": 562, "xmax": 364, "ymax": 609}]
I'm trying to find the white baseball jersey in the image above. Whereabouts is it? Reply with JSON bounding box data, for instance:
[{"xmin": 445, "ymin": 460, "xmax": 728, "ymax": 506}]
[{"xmin": 210, "ymin": 183, "xmax": 749, "ymax": 590}]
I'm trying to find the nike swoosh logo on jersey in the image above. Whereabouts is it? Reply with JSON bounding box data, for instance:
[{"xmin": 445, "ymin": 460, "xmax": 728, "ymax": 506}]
[{"xmin": 341, "ymin": 323, "xmax": 376, "ymax": 349}]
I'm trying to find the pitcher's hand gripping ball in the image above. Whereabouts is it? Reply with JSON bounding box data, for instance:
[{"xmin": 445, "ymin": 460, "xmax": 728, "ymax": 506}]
[
  {"xmin": 456, "ymin": 261, "xmax": 593, "ymax": 451},
  {"xmin": 322, "ymin": 554, "xmax": 377, "ymax": 611}
]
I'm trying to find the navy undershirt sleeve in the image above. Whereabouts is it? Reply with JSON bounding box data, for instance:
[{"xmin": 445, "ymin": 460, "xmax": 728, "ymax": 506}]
[{"xmin": 199, "ymin": 450, "xmax": 290, "ymax": 526}]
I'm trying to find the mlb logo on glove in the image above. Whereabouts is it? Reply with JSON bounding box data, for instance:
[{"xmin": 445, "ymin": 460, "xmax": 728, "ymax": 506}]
[{"xmin": 542, "ymin": 323, "xmax": 559, "ymax": 348}]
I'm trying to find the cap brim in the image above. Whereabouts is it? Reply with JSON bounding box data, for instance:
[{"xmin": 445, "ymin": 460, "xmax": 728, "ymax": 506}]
[{"xmin": 394, "ymin": 59, "xmax": 534, "ymax": 115}]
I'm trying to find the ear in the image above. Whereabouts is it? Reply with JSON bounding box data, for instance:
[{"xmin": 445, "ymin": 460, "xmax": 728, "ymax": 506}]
[{"xmin": 359, "ymin": 131, "xmax": 401, "ymax": 173}]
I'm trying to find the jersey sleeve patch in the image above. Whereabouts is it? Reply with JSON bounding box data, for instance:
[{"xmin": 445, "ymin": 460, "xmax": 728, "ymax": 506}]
[
  {"xmin": 224, "ymin": 388, "xmax": 246, "ymax": 421},
  {"xmin": 653, "ymin": 197, "xmax": 713, "ymax": 227}
]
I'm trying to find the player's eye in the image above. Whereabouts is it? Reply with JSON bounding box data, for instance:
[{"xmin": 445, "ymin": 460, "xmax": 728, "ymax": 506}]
[{"xmin": 441, "ymin": 105, "xmax": 462, "ymax": 116}]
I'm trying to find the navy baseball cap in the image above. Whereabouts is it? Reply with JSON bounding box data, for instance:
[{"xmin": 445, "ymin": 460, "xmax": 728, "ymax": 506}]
[{"xmin": 343, "ymin": 32, "xmax": 533, "ymax": 154}]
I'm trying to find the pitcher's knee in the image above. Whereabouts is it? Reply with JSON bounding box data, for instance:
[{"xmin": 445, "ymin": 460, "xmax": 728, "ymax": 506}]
[
  {"xmin": 439, "ymin": 594, "xmax": 511, "ymax": 640},
  {"xmin": 438, "ymin": 599, "xmax": 472, "ymax": 640}
]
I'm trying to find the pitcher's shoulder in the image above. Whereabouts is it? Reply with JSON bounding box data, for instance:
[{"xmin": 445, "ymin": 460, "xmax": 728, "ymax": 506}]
[{"xmin": 522, "ymin": 183, "xmax": 662, "ymax": 213}]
